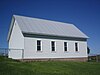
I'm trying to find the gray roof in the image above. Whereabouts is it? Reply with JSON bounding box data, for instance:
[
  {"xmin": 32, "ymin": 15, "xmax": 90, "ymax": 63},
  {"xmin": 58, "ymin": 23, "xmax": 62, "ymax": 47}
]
[{"xmin": 8, "ymin": 15, "xmax": 88, "ymax": 40}]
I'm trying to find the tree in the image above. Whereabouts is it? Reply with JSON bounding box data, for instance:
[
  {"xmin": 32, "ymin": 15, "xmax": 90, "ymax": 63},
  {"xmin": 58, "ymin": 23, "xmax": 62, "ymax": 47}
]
[{"xmin": 87, "ymin": 47, "xmax": 90, "ymax": 54}]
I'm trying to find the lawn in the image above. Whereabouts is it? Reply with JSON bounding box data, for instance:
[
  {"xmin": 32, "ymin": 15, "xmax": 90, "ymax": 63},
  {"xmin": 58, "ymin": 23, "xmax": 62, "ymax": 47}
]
[{"xmin": 0, "ymin": 56, "xmax": 100, "ymax": 75}]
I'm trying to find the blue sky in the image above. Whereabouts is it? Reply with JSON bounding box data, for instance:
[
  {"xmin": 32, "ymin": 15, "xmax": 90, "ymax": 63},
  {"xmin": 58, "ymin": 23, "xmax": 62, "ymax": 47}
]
[{"xmin": 0, "ymin": 0, "xmax": 100, "ymax": 54}]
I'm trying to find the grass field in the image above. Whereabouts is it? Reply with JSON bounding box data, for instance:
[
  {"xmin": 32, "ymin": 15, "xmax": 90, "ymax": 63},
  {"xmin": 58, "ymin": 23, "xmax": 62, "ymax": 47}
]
[{"xmin": 0, "ymin": 56, "xmax": 100, "ymax": 75}]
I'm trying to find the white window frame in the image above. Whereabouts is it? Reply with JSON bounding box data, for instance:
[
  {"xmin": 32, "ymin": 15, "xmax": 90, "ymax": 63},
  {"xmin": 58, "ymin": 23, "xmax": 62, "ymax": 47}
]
[
  {"xmin": 36, "ymin": 40, "xmax": 42, "ymax": 52},
  {"xmin": 51, "ymin": 41, "xmax": 56, "ymax": 52},
  {"xmin": 64, "ymin": 42, "xmax": 68, "ymax": 52},
  {"xmin": 75, "ymin": 42, "xmax": 79, "ymax": 52}
]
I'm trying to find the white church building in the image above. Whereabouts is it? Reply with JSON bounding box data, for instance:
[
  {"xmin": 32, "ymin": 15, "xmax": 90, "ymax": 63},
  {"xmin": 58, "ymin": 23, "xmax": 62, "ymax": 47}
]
[{"xmin": 7, "ymin": 15, "xmax": 89, "ymax": 61}]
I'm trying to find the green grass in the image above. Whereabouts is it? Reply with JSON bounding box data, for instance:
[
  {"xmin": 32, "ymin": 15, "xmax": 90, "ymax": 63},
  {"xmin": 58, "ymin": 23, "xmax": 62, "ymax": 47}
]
[{"xmin": 0, "ymin": 56, "xmax": 100, "ymax": 75}]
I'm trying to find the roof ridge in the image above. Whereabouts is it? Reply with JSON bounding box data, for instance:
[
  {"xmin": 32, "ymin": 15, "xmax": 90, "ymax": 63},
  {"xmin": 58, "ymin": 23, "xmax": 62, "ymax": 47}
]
[{"xmin": 13, "ymin": 15, "xmax": 73, "ymax": 26}]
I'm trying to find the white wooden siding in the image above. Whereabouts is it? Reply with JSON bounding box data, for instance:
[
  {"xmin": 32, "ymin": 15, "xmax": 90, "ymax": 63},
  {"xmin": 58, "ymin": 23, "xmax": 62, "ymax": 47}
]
[
  {"xmin": 8, "ymin": 20, "xmax": 24, "ymax": 59},
  {"xmin": 24, "ymin": 37, "xmax": 88, "ymax": 59}
]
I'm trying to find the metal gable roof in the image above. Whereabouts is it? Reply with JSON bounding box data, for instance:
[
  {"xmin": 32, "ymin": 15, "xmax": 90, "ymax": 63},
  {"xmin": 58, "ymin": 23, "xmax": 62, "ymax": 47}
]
[{"xmin": 13, "ymin": 15, "xmax": 88, "ymax": 39}]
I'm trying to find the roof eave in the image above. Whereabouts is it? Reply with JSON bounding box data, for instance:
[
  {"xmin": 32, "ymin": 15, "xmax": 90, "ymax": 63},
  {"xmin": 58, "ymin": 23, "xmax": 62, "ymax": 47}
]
[
  {"xmin": 7, "ymin": 16, "xmax": 15, "ymax": 42},
  {"xmin": 22, "ymin": 31, "xmax": 89, "ymax": 39}
]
